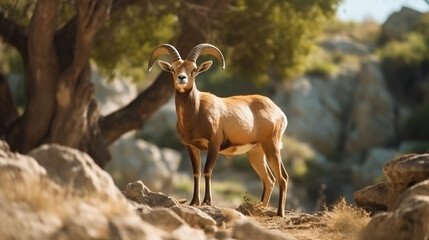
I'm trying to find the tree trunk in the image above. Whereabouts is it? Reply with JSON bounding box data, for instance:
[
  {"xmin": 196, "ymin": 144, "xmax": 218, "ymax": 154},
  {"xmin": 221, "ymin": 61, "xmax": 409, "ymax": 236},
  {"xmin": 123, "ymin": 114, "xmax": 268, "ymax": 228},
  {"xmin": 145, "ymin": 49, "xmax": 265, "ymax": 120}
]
[
  {"xmin": 1, "ymin": 0, "xmax": 231, "ymax": 168},
  {"xmin": 3, "ymin": 0, "xmax": 112, "ymax": 165}
]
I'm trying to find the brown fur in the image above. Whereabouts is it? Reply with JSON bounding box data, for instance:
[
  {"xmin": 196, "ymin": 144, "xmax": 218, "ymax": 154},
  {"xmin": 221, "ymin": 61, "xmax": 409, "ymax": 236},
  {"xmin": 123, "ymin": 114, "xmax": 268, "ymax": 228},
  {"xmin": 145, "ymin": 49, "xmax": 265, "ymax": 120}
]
[{"xmin": 149, "ymin": 44, "xmax": 289, "ymax": 217}]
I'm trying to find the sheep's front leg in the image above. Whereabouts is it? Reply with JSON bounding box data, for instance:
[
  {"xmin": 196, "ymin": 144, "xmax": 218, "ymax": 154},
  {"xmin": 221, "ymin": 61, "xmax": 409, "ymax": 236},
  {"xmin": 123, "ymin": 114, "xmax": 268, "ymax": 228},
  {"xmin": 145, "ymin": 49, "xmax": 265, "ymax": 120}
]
[
  {"xmin": 187, "ymin": 145, "xmax": 201, "ymax": 206},
  {"xmin": 202, "ymin": 143, "xmax": 220, "ymax": 205}
]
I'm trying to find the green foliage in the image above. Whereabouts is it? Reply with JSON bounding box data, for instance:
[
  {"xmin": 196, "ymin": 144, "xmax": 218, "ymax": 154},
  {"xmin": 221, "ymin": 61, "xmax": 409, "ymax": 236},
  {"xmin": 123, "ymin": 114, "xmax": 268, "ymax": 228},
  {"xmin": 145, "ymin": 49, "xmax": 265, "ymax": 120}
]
[
  {"xmin": 378, "ymin": 33, "xmax": 429, "ymax": 65},
  {"xmin": 92, "ymin": 2, "xmax": 178, "ymax": 81},
  {"xmin": 405, "ymin": 105, "xmax": 429, "ymax": 141},
  {"xmin": 415, "ymin": 12, "xmax": 429, "ymax": 41},
  {"xmin": 0, "ymin": 44, "xmax": 23, "ymax": 75},
  {"xmin": 306, "ymin": 60, "xmax": 338, "ymax": 78},
  {"xmin": 217, "ymin": 0, "xmax": 341, "ymax": 82},
  {"xmin": 1, "ymin": 0, "xmax": 341, "ymax": 85}
]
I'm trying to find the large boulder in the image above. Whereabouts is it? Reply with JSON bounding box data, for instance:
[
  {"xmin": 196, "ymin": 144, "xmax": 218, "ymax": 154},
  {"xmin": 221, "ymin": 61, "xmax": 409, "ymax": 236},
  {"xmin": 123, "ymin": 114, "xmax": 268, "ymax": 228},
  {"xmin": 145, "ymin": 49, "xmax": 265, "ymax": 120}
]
[
  {"xmin": 29, "ymin": 144, "xmax": 125, "ymax": 202},
  {"xmin": 275, "ymin": 73, "xmax": 357, "ymax": 154},
  {"xmin": 383, "ymin": 153, "xmax": 429, "ymax": 209},
  {"xmin": 382, "ymin": 7, "xmax": 424, "ymax": 41},
  {"xmin": 354, "ymin": 153, "xmax": 429, "ymax": 212},
  {"xmin": 362, "ymin": 180, "xmax": 429, "ymax": 240},
  {"xmin": 353, "ymin": 182, "xmax": 389, "ymax": 211},
  {"xmin": 107, "ymin": 137, "xmax": 181, "ymax": 191},
  {"xmin": 139, "ymin": 97, "xmax": 181, "ymax": 148},
  {"xmin": 344, "ymin": 59, "xmax": 396, "ymax": 154},
  {"xmin": 91, "ymin": 69, "xmax": 137, "ymax": 115},
  {"xmin": 0, "ymin": 141, "xmax": 174, "ymax": 240}
]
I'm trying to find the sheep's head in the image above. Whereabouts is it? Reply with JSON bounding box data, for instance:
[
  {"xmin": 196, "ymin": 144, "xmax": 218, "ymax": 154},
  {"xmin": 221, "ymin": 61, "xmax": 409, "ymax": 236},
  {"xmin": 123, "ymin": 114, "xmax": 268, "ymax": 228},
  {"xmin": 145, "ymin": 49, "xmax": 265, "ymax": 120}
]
[{"xmin": 148, "ymin": 43, "xmax": 225, "ymax": 93}]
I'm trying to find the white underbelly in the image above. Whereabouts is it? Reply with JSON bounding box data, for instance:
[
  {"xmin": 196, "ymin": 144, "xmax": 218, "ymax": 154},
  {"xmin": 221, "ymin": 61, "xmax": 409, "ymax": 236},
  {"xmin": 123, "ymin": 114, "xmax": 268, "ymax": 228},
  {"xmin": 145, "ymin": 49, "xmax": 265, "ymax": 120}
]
[{"xmin": 219, "ymin": 143, "xmax": 258, "ymax": 156}]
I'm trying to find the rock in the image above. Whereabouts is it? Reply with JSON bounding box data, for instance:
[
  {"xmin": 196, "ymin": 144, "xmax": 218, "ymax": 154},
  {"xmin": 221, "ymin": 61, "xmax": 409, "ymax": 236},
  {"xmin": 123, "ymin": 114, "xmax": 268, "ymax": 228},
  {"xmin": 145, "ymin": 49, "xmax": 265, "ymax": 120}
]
[
  {"xmin": 139, "ymin": 97, "xmax": 181, "ymax": 148},
  {"xmin": 344, "ymin": 59, "xmax": 396, "ymax": 154},
  {"xmin": 361, "ymin": 148, "xmax": 396, "ymax": 184},
  {"xmin": 319, "ymin": 35, "xmax": 370, "ymax": 55},
  {"xmin": 0, "ymin": 193, "xmax": 63, "ymax": 240},
  {"xmin": 395, "ymin": 179, "xmax": 429, "ymax": 208},
  {"xmin": 198, "ymin": 206, "xmax": 246, "ymax": 228},
  {"xmin": 107, "ymin": 137, "xmax": 181, "ymax": 191},
  {"xmin": 361, "ymin": 180, "xmax": 429, "ymax": 240},
  {"xmin": 171, "ymin": 206, "xmax": 217, "ymax": 231},
  {"xmin": 0, "ymin": 141, "xmax": 172, "ymax": 240},
  {"xmin": 91, "ymin": 69, "xmax": 137, "ymax": 115},
  {"xmin": 353, "ymin": 182, "xmax": 389, "ymax": 211},
  {"xmin": 140, "ymin": 208, "xmax": 186, "ymax": 231},
  {"xmin": 171, "ymin": 225, "xmax": 207, "ymax": 240},
  {"xmin": 233, "ymin": 220, "xmax": 296, "ymax": 240},
  {"xmin": 383, "ymin": 154, "xmax": 429, "ymax": 209},
  {"xmin": 276, "ymin": 75, "xmax": 354, "ymax": 154},
  {"xmin": 0, "ymin": 143, "xmax": 48, "ymax": 183},
  {"xmin": 108, "ymin": 214, "xmax": 168, "ymax": 240},
  {"xmin": 123, "ymin": 180, "xmax": 179, "ymax": 208},
  {"xmin": 382, "ymin": 7, "xmax": 423, "ymax": 41},
  {"xmin": 54, "ymin": 202, "xmax": 110, "ymax": 239},
  {"xmin": 29, "ymin": 144, "xmax": 125, "ymax": 202}
]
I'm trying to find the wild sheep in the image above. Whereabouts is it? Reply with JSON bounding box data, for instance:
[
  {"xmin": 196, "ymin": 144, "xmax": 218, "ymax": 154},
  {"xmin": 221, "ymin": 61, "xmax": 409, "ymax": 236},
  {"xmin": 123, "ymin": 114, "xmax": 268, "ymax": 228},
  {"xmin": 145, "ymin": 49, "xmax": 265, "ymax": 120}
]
[{"xmin": 148, "ymin": 43, "xmax": 289, "ymax": 217}]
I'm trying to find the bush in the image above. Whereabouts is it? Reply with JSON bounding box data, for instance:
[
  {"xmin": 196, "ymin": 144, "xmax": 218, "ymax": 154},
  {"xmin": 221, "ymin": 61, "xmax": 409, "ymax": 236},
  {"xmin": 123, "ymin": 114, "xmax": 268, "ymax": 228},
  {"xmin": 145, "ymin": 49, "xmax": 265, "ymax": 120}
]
[
  {"xmin": 378, "ymin": 33, "xmax": 428, "ymax": 65},
  {"xmin": 378, "ymin": 33, "xmax": 429, "ymax": 104},
  {"xmin": 405, "ymin": 104, "xmax": 429, "ymax": 141},
  {"xmin": 306, "ymin": 60, "xmax": 338, "ymax": 78}
]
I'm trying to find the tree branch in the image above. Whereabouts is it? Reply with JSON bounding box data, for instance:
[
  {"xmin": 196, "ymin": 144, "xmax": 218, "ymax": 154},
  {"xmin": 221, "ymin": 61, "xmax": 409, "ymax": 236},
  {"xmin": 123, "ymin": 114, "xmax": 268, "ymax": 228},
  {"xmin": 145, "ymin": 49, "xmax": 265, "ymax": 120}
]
[
  {"xmin": 99, "ymin": 72, "xmax": 174, "ymax": 145},
  {"xmin": 99, "ymin": 0, "xmax": 232, "ymax": 145},
  {"xmin": 0, "ymin": 11, "xmax": 28, "ymax": 59}
]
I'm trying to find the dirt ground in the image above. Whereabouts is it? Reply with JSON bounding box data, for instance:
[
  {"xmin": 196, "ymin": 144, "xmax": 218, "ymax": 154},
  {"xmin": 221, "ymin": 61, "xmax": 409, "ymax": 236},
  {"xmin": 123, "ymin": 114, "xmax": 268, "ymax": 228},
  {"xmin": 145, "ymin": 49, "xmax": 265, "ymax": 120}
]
[{"xmin": 238, "ymin": 199, "xmax": 370, "ymax": 240}]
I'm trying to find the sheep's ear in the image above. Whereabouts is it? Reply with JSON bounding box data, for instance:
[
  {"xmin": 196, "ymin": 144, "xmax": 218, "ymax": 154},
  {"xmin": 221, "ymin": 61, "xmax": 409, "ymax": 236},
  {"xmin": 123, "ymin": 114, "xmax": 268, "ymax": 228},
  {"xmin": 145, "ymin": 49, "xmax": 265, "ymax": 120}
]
[
  {"xmin": 158, "ymin": 60, "xmax": 173, "ymax": 73},
  {"xmin": 195, "ymin": 60, "xmax": 213, "ymax": 76}
]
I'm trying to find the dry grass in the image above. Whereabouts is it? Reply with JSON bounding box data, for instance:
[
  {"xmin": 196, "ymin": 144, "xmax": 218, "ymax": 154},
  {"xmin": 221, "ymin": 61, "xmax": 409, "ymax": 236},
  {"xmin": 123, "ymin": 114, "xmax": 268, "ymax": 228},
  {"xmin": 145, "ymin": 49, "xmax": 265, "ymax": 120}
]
[
  {"xmin": 250, "ymin": 198, "xmax": 370, "ymax": 240},
  {"xmin": 322, "ymin": 198, "xmax": 370, "ymax": 240},
  {"xmin": 0, "ymin": 174, "xmax": 130, "ymax": 219}
]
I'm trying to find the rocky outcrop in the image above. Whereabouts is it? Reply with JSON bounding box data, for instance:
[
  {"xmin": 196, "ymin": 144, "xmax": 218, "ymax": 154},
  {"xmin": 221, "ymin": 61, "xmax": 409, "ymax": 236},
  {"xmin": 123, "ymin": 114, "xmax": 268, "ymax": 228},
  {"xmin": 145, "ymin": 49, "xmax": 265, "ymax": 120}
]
[
  {"xmin": 344, "ymin": 60, "xmax": 396, "ymax": 154},
  {"xmin": 276, "ymin": 73, "xmax": 357, "ymax": 154},
  {"xmin": 383, "ymin": 153, "xmax": 429, "ymax": 209},
  {"xmin": 353, "ymin": 182, "xmax": 389, "ymax": 211},
  {"xmin": 355, "ymin": 153, "xmax": 429, "ymax": 239},
  {"xmin": 29, "ymin": 144, "xmax": 125, "ymax": 202},
  {"xmin": 382, "ymin": 7, "xmax": 424, "ymax": 41},
  {"xmin": 277, "ymin": 58, "xmax": 397, "ymax": 155},
  {"xmin": 91, "ymin": 69, "xmax": 137, "ymax": 115},
  {"xmin": 362, "ymin": 180, "xmax": 429, "ymax": 240},
  {"xmin": 0, "ymin": 141, "xmax": 293, "ymax": 240},
  {"xmin": 107, "ymin": 136, "xmax": 181, "ymax": 191},
  {"xmin": 355, "ymin": 153, "xmax": 429, "ymax": 211}
]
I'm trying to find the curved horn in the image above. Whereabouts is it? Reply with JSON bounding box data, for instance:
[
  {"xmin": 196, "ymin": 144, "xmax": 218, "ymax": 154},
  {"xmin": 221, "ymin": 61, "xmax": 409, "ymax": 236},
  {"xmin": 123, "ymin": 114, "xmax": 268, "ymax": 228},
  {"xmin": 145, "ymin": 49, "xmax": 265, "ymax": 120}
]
[
  {"xmin": 148, "ymin": 44, "xmax": 182, "ymax": 71},
  {"xmin": 186, "ymin": 43, "xmax": 225, "ymax": 70}
]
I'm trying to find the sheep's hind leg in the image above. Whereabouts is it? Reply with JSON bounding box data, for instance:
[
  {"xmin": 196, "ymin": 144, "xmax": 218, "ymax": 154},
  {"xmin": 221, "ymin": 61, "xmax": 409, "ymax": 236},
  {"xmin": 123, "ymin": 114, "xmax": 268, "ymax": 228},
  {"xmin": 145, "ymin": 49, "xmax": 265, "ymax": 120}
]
[
  {"xmin": 247, "ymin": 145, "xmax": 275, "ymax": 207},
  {"xmin": 262, "ymin": 141, "xmax": 288, "ymax": 217}
]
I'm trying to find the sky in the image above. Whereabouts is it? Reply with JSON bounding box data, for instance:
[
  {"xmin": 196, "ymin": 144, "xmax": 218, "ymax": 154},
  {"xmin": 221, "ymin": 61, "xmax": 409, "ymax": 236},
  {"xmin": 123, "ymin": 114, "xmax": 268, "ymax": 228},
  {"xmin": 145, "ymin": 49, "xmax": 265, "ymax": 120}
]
[{"xmin": 337, "ymin": 0, "xmax": 429, "ymax": 23}]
